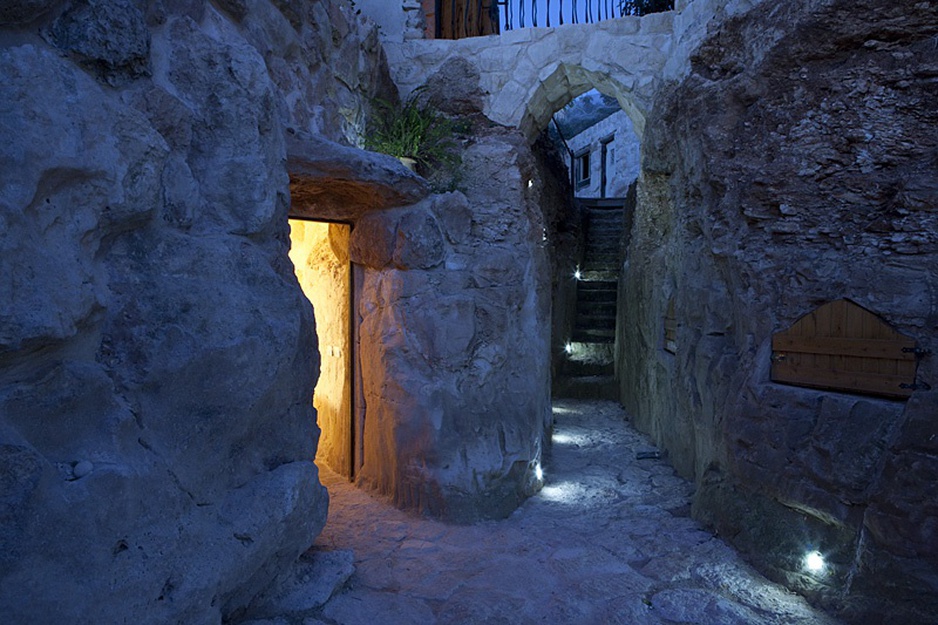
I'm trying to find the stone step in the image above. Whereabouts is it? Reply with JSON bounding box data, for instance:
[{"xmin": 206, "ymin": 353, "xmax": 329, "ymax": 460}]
[
  {"xmin": 587, "ymin": 225, "xmax": 623, "ymax": 236},
  {"xmin": 561, "ymin": 359, "xmax": 614, "ymax": 377},
  {"xmin": 585, "ymin": 238, "xmax": 621, "ymax": 246},
  {"xmin": 583, "ymin": 254, "xmax": 619, "ymax": 264},
  {"xmin": 586, "ymin": 216, "xmax": 624, "ymax": 228},
  {"xmin": 579, "ymin": 198, "xmax": 626, "ymax": 209},
  {"xmin": 586, "ymin": 212, "xmax": 624, "ymax": 229},
  {"xmin": 586, "ymin": 214, "xmax": 624, "ymax": 223},
  {"xmin": 582, "ymin": 266, "xmax": 619, "ymax": 275},
  {"xmin": 576, "ymin": 302, "xmax": 616, "ymax": 317},
  {"xmin": 580, "ymin": 271, "xmax": 618, "ymax": 282},
  {"xmin": 578, "ymin": 288, "xmax": 615, "ymax": 299},
  {"xmin": 585, "ymin": 243, "xmax": 620, "ymax": 253},
  {"xmin": 572, "ymin": 328, "xmax": 615, "ymax": 342},
  {"xmin": 577, "ymin": 301, "xmax": 616, "ymax": 316},
  {"xmin": 576, "ymin": 316, "xmax": 616, "ymax": 331},
  {"xmin": 578, "ymin": 280, "xmax": 617, "ymax": 290},
  {"xmin": 552, "ymin": 374, "xmax": 619, "ymax": 400},
  {"xmin": 576, "ymin": 303, "xmax": 617, "ymax": 317}
]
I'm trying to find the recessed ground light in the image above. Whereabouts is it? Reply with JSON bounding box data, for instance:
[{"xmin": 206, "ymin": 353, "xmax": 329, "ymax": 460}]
[
  {"xmin": 535, "ymin": 463, "xmax": 544, "ymax": 481},
  {"xmin": 804, "ymin": 551, "xmax": 825, "ymax": 573}
]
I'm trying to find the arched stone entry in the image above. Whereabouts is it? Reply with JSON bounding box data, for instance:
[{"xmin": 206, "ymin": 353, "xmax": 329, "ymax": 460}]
[
  {"xmin": 383, "ymin": 14, "xmax": 672, "ymax": 138},
  {"xmin": 373, "ymin": 0, "xmax": 771, "ymax": 139},
  {"xmin": 286, "ymin": 133, "xmax": 552, "ymax": 522}
]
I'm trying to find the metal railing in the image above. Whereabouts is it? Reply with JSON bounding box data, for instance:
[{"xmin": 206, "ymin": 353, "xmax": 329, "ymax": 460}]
[
  {"xmin": 500, "ymin": 0, "xmax": 675, "ymax": 30},
  {"xmin": 500, "ymin": 0, "xmax": 627, "ymax": 30},
  {"xmin": 435, "ymin": 0, "xmax": 674, "ymax": 40}
]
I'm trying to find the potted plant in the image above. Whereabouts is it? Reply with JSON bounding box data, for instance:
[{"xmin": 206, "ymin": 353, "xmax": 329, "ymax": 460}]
[{"xmin": 365, "ymin": 87, "xmax": 460, "ymax": 180}]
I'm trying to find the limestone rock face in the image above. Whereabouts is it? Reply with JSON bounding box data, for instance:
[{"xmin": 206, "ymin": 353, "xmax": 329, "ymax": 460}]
[
  {"xmin": 621, "ymin": 0, "xmax": 938, "ymax": 622},
  {"xmin": 50, "ymin": 0, "xmax": 151, "ymax": 85},
  {"xmin": 220, "ymin": 0, "xmax": 397, "ymax": 144},
  {"xmin": 352, "ymin": 131, "xmax": 552, "ymax": 522},
  {"xmin": 0, "ymin": 0, "xmax": 57, "ymax": 25},
  {"xmin": 0, "ymin": 1, "xmax": 390, "ymax": 623}
]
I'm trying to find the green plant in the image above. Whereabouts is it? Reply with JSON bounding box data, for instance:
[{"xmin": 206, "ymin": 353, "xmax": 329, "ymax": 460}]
[{"xmin": 365, "ymin": 88, "xmax": 460, "ymax": 173}]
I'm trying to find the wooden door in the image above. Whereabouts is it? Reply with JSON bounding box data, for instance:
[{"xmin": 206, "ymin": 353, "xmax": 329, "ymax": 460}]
[
  {"xmin": 437, "ymin": 0, "xmax": 500, "ymax": 39},
  {"xmin": 771, "ymin": 299, "xmax": 918, "ymax": 399}
]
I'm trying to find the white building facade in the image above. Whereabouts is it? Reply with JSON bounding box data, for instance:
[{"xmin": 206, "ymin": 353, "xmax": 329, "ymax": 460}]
[{"xmin": 563, "ymin": 109, "xmax": 640, "ymax": 199}]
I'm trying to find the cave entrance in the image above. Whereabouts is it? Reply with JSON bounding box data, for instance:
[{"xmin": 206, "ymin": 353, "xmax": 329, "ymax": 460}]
[{"xmin": 288, "ymin": 219, "xmax": 357, "ymax": 479}]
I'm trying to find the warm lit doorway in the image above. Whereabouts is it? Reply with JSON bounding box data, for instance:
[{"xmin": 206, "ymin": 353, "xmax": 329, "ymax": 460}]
[{"xmin": 288, "ymin": 219, "xmax": 354, "ymax": 478}]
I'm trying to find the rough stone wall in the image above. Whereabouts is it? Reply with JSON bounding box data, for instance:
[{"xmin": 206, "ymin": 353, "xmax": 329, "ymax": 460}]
[
  {"xmin": 620, "ymin": 0, "xmax": 938, "ymax": 622},
  {"xmin": 0, "ymin": 1, "xmax": 389, "ymax": 623},
  {"xmin": 218, "ymin": 0, "xmax": 397, "ymax": 144},
  {"xmin": 348, "ymin": 127, "xmax": 553, "ymax": 522}
]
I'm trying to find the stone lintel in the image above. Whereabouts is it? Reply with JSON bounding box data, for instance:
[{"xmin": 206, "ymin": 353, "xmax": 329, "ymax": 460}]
[{"xmin": 286, "ymin": 134, "xmax": 430, "ymax": 222}]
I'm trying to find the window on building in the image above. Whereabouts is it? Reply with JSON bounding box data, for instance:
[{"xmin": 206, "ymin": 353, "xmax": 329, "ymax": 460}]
[{"xmin": 574, "ymin": 150, "xmax": 591, "ymax": 188}]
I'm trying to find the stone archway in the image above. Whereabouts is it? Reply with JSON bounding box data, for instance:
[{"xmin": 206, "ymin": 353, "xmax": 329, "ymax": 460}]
[
  {"xmin": 519, "ymin": 63, "xmax": 648, "ymax": 140},
  {"xmin": 383, "ymin": 13, "xmax": 673, "ymax": 136}
]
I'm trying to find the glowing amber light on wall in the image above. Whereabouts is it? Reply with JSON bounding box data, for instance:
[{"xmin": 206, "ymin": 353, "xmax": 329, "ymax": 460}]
[{"xmin": 288, "ymin": 219, "xmax": 352, "ymax": 477}]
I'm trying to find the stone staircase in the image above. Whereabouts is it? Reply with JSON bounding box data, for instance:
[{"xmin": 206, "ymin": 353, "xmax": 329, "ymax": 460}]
[{"xmin": 556, "ymin": 199, "xmax": 625, "ymax": 399}]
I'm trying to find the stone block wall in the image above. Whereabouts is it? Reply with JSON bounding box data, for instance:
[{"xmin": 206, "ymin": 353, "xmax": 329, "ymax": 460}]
[{"xmin": 618, "ymin": 0, "xmax": 938, "ymax": 622}]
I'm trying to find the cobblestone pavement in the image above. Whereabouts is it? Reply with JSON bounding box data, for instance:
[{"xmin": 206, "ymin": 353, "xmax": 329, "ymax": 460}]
[{"xmin": 295, "ymin": 400, "xmax": 843, "ymax": 624}]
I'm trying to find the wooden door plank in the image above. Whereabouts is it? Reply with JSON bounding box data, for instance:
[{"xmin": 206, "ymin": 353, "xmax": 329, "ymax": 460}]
[
  {"xmin": 772, "ymin": 361, "xmax": 913, "ymax": 398},
  {"xmin": 772, "ymin": 336, "xmax": 916, "ymax": 360}
]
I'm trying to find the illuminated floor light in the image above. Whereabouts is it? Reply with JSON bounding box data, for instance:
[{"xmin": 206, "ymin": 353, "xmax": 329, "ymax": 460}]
[
  {"xmin": 540, "ymin": 482, "xmax": 584, "ymax": 503},
  {"xmin": 552, "ymin": 431, "xmax": 576, "ymax": 445},
  {"xmin": 804, "ymin": 551, "xmax": 825, "ymax": 573},
  {"xmin": 535, "ymin": 463, "xmax": 544, "ymax": 481}
]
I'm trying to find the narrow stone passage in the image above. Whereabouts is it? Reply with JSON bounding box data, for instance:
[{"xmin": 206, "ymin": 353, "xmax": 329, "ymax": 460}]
[{"xmin": 305, "ymin": 400, "xmax": 842, "ymax": 625}]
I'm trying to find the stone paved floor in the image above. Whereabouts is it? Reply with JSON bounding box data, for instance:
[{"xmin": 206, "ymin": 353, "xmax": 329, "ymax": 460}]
[{"xmin": 292, "ymin": 400, "xmax": 843, "ymax": 624}]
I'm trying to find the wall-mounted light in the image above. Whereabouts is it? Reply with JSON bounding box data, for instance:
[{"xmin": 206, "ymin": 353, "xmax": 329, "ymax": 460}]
[
  {"xmin": 804, "ymin": 550, "xmax": 825, "ymax": 573},
  {"xmin": 564, "ymin": 342, "xmax": 573, "ymax": 354},
  {"xmin": 573, "ymin": 267, "xmax": 582, "ymax": 280},
  {"xmin": 527, "ymin": 179, "xmax": 534, "ymax": 189}
]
